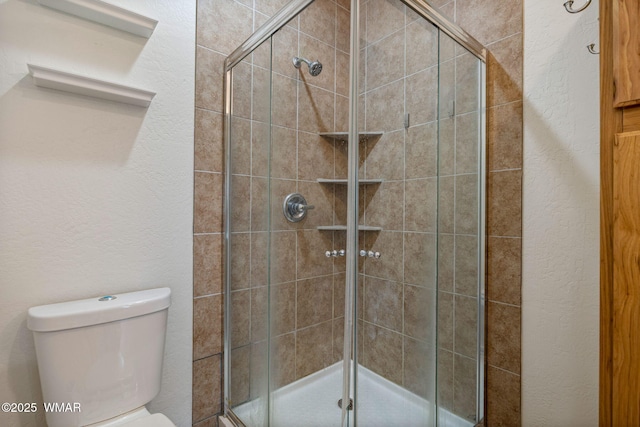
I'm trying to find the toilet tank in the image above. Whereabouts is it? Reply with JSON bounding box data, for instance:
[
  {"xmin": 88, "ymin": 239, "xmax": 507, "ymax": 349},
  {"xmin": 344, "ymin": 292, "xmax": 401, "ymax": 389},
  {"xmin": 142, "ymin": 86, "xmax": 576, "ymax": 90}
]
[{"xmin": 27, "ymin": 288, "xmax": 171, "ymax": 427}]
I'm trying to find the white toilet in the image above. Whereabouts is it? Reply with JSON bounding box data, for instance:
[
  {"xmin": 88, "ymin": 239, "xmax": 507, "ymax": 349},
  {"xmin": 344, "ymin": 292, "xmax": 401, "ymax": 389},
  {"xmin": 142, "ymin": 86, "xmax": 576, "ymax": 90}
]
[{"xmin": 27, "ymin": 287, "xmax": 176, "ymax": 427}]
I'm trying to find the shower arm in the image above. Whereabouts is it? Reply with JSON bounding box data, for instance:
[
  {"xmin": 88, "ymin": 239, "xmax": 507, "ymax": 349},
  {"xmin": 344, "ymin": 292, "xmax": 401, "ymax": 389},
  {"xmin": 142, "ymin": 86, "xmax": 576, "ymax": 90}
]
[{"xmin": 292, "ymin": 56, "xmax": 323, "ymax": 76}]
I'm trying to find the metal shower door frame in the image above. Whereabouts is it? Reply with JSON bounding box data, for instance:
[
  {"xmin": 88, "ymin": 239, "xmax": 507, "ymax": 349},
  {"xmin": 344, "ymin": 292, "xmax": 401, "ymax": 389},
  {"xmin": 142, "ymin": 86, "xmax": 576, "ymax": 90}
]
[{"xmin": 222, "ymin": 0, "xmax": 487, "ymax": 424}]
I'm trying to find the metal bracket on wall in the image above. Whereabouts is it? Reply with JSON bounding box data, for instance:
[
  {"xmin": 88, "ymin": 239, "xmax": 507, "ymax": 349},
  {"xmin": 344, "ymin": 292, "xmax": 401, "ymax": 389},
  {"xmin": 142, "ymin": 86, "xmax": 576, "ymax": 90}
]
[{"xmin": 563, "ymin": 0, "xmax": 591, "ymax": 13}]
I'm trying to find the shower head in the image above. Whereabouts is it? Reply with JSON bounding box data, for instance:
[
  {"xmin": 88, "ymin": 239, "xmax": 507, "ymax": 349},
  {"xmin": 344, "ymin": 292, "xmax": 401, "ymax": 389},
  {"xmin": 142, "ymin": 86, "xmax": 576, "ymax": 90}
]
[{"xmin": 293, "ymin": 56, "xmax": 323, "ymax": 76}]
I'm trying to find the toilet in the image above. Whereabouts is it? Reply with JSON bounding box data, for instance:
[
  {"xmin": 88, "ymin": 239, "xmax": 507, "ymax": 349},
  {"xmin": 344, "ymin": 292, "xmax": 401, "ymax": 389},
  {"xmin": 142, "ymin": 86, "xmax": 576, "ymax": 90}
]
[{"xmin": 27, "ymin": 288, "xmax": 176, "ymax": 427}]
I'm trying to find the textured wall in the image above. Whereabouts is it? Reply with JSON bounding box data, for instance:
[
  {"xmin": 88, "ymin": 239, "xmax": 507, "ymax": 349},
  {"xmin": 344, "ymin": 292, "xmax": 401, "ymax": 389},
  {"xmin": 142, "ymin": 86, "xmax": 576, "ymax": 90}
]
[
  {"xmin": 522, "ymin": 0, "xmax": 599, "ymax": 424},
  {"xmin": 0, "ymin": 1, "xmax": 195, "ymax": 426}
]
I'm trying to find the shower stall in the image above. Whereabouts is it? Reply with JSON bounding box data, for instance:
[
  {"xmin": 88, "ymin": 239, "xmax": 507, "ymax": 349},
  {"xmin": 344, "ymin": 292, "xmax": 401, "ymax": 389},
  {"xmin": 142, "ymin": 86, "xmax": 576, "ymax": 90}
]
[{"xmin": 223, "ymin": 0, "xmax": 486, "ymax": 425}]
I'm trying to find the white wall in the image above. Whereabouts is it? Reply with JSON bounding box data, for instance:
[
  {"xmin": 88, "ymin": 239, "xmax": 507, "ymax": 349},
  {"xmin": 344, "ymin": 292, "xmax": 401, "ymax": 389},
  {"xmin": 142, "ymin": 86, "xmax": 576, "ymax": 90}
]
[
  {"xmin": 0, "ymin": 1, "xmax": 195, "ymax": 426},
  {"xmin": 522, "ymin": 0, "xmax": 599, "ymax": 425}
]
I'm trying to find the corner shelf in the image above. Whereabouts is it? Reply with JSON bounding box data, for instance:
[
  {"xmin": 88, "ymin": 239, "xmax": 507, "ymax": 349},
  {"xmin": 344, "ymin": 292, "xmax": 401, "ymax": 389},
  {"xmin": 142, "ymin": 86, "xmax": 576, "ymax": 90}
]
[
  {"xmin": 316, "ymin": 132, "xmax": 384, "ymax": 234},
  {"xmin": 28, "ymin": 64, "xmax": 156, "ymax": 107},
  {"xmin": 37, "ymin": 0, "xmax": 158, "ymax": 38},
  {"xmin": 317, "ymin": 225, "xmax": 383, "ymax": 232},
  {"xmin": 319, "ymin": 132, "xmax": 383, "ymax": 142},
  {"xmin": 317, "ymin": 178, "xmax": 384, "ymax": 185}
]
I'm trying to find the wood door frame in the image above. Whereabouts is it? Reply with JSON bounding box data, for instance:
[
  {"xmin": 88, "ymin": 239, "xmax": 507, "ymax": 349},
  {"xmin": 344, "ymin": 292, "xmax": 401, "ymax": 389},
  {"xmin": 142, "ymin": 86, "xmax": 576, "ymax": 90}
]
[
  {"xmin": 600, "ymin": 0, "xmax": 617, "ymax": 424},
  {"xmin": 599, "ymin": 0, "xmax": 640, "ymax": 424}
]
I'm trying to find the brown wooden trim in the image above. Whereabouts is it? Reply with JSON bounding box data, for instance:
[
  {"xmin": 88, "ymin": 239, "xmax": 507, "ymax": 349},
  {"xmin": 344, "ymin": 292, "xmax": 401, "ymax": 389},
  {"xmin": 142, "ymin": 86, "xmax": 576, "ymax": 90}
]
[
  {"xmin": 622, "ymin": 105, "xmax": 640, "ymax": 132},
  {"xmin": 612, "ymin": 131, "xmax": 640, "ymax": 426},
  {"xmin": 600, "ymin": 0, "xmax": 621, "ymax": 424},
  {"xmin": 613, "ymin": 0, "xmax": 640, "ymax": 108},
  {"xmin": 614, "ymin": 98, "xmax": 640, "ymax": 109}
]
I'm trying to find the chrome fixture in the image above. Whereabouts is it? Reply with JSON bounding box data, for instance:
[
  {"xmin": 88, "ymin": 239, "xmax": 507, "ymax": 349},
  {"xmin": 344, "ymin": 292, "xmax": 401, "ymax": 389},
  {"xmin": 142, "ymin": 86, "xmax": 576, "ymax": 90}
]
[
  {"xmin": 283, "ymin": 193, "xmax": 315, "ymax": 222},
  {"xmin": 326, "ymin": 249, "xmax": 346, "ymax": 258},
  {"xmin": 293, "ymin": 56, "xmax": 323, "ymax": 76},
  {"xmin": 337, "ymin": 398, "xmax": 353, "ymax": 410},
  {"xmin": 359, "ymin": 250, "xmax": 381, "ymax": 259}
]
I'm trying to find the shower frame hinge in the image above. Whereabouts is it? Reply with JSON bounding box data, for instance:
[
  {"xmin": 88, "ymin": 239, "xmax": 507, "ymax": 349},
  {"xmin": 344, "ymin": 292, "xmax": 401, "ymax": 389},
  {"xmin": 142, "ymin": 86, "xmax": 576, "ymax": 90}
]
[
  {"xmin": 404, "ymin": 113, "xmax": 410, "ymax": 129},
  {"xmin": 337, "ymin": 398, "xmax": 354, "ymax": 410}
]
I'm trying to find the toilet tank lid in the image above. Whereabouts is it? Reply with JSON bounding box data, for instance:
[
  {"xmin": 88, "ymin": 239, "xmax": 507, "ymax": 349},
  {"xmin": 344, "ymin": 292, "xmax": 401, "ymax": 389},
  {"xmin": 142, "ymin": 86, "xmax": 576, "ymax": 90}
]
[{"xmin": 27, "ymin": 287, "xmax": 171, "ymax": 332}]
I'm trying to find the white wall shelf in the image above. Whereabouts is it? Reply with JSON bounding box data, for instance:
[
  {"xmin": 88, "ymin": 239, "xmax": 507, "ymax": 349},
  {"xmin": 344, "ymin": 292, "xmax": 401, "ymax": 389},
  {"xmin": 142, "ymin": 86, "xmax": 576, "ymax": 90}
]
[
  {"xmin": 37, "ymin": 0, "xmax": 158, "ymax": 38},
  {"xmin": 28, "ymin": 64, "xmax": 156, "ymax": 107}
]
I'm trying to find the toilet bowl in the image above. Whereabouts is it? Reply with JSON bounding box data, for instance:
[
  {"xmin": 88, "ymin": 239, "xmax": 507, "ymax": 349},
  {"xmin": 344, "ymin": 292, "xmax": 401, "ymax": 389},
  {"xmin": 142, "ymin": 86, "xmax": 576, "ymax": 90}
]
[{"xmin": 27, "ymin": 288, "xmax": 176, "ymax": 427}]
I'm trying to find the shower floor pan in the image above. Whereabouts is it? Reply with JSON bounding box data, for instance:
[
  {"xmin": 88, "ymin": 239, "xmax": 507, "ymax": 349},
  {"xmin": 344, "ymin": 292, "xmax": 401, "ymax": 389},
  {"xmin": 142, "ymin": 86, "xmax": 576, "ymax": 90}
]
[{"xmin": 232, "ymin": 362, "xmax": 473, "ymax": 427}]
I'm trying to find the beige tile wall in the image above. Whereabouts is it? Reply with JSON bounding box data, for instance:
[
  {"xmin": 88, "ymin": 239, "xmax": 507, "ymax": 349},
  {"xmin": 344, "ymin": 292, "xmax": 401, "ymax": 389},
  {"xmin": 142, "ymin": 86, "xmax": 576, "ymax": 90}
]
[
  {"xmin": 227, "ymin": 0, "xmax": 353, "ymax": 408},
  {"xmin": 436, "ymin": 39, "xmax": 483, "ymax": 422},
  {"xmin": 355, "ymin": 0, "xmax": 440, "ymax": 409},
  {"xmin": 354, "ymin": 1, "xmax": 484, "ymax": 423},
  {"xmin": 195, "ymin": 0, "xmax": 352, "ymax": 422},
  {"xmin": 194, "ymin": 0, "xmax": 254, "ymax": 424},
  {"xmin": 451, "ymin": 0, "xmax": 523, "ymax": 425},
  {"xmin": 193, "ymin": 0, "xmax": 523, "ymax": 425}
]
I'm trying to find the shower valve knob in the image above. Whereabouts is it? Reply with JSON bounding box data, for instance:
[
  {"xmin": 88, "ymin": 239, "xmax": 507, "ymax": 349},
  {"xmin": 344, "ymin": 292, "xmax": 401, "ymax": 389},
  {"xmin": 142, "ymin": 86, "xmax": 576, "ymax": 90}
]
[
  {"xmin": 359, "ymin": 250, "xmax": 367, "ymax": 257},
  {"xmin": 374, "ymin": 252, "xmax": 381, "ymax": 259},
  {"xmin": 339, "ymin": 249, "xmax": 346, "ymax": 257},
  {"xmin": 294, "ymin": 203, "xmax": 315, "ymax": 213},
  {"xmin": 325, "ymin": 251, "xmax": 332, "ymax": 258},
  {"xmin": 283, "ymin": 193, "xmax": 314, "ymax": 222},
  {"xmin": 332, "ymin": 250, "xmax": 338, "ymax": 257}
]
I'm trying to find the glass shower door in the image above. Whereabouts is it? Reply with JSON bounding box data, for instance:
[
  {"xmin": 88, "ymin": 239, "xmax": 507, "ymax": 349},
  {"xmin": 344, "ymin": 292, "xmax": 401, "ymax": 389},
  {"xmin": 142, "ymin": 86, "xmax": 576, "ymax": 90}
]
[
  {"xmin": 225, "ymin": 36, "xmax": 273, "ymax": 427},
  {"xmin": 351, "ymin": 2, "xmax": 485, "ymax": 427},
  {"xmin": 266, "ymin": 11, "xmax": 347, "ymax": 425},
  {"xmin": 224, "ymin": 1, "xmax": 485, "ymax": 426},
  {"xmin": 226, "ymin": 2, "xmax": 353, "ymax": 426},
  {"xmin": 436, "ymin": 29, "xmax": 485, "ymax": 426},
  {"xmin": 352, "ymin": 1, "xmax": 439, "ymax": 426}
]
